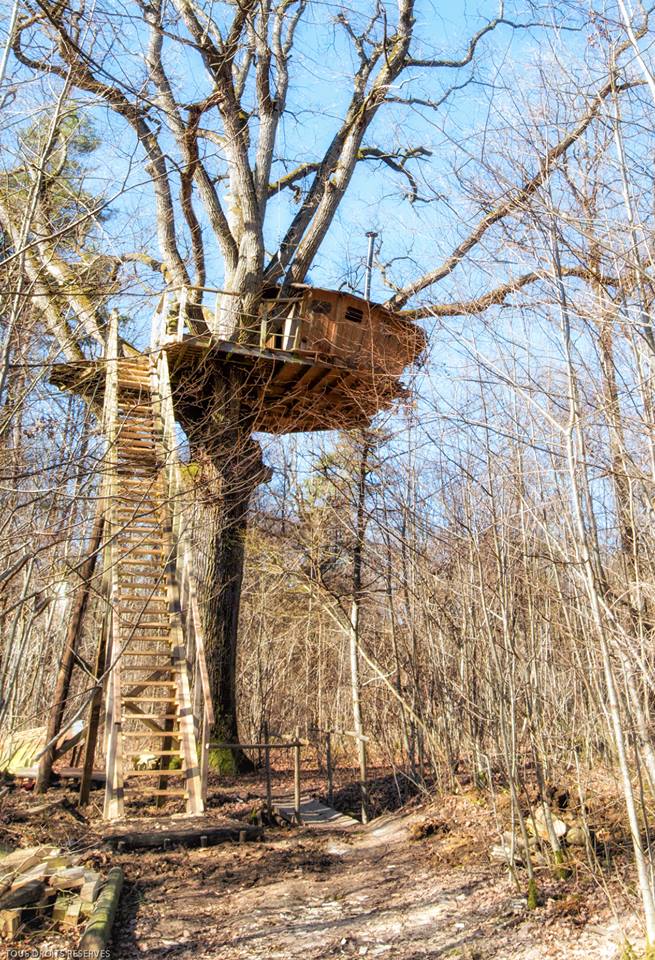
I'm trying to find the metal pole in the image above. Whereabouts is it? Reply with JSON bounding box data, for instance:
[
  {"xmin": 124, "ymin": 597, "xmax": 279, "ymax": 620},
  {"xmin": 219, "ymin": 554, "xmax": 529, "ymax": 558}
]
[{"xmin": 364, "ymin": 231, "xmax": 378, "ymax": 301}]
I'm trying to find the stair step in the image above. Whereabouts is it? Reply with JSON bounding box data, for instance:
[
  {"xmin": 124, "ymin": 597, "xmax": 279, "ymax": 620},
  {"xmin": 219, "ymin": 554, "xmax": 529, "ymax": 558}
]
[
  {"xmin": 123, "ymin": 789, "xmax": 187, "ymax": 796},
  {"xmin": 119, "ymin": 592, "xmax": 167, "ymax": 600},
  {"xmin": 123, "ymin": 679, "xmax": 177, "ymax": 686},
  {"xmin": 122, "ymin": 697, "xmax": 178, "ymax": 703},
  {"xmin": 122, "ymin": 730, "xmax": 182, "ymax": 737},
  {"xmin": 119, "ymin": 549, "xmax": 165, "ymax": 557},
  {"xmin": 116, "ymin": 531, "xmax": 163, "ymax": 539},
  {"xmin": 118, "ymin": 440, "xmax": 157, "ymax": 449},
  {"xmin": 125, "ymin": 768, "xmax": 184, "ymax": 776},
  {"xmin": 124, "ymin": 653, "xmax": 173, "ymax": 660},
  {"xmin": 125, "ymin": 750, "xmax": 182, "ymax": 757},
  {"xmin": 123, "ymin": 632, "xmax": 169, "ymax": 638},
  {"xmin": 124, "ymin": 715, "xmax": 179, "ymax": 722},
  {"xmin": 118, "ymin": 431, "xmax": 157, "ymax": 440}
]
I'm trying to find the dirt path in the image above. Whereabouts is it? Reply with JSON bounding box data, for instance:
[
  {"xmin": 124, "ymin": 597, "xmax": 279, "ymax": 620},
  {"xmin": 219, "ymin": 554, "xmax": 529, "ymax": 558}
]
[{"xmin": 112, "ymin": 809, "xmax": 643, "ymax": 960}]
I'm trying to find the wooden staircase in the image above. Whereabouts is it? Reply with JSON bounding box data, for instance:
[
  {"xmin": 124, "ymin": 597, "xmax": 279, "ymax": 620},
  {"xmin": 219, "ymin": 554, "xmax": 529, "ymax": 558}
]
[{"xmin": 101, "ymin": 324, "xmax": 205, "ymax": 820}]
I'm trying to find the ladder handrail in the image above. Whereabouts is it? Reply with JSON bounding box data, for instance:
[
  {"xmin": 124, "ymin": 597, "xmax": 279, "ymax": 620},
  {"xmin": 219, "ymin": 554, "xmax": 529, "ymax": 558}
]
[
  {"xmin": 101, "ymin": 310, "xmax": 125, "ymax": 819},
  {"xmin": 149, "ymin": 347, "xmax": 215, "ymax": 731}
]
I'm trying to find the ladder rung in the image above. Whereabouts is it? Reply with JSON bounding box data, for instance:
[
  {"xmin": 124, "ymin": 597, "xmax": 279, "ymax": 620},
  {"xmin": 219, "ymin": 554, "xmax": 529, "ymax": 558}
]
[
  {"xmin": 122, "ymin": 697, "xmax": 177, "ymax": 703},
  {"xmin": 125, "ymin": 750, "xmax": 181, "ymax": 756},
  {"xmin": 123, "ymin": 633, "xmax": 169, "ymax": 639},
  {"xmin": 122, "ymin": 731, "xmax": 181, "ymax": 738},
  {"xmin": 116, "ymin": 460, "xmax": 159, "ymax": 474},
  {"xmin": 124, "ymin": 715, "xmax": 178, "ymax": 722},
  {"xmin": 124, "ymin": 653, "xmax": 173, "ymax": 659},
  {"xmin": 118, "ymin": 594, "xmax": 167, "ymax": 602},
  {"xmin": 116, "ymin": 537, "xmax": 164, "ymax": 546},
  {"xmin": 124, "ymin": 789, "xmax": 187, "ymax": 796},
  {"xmin": 126, "ymin": 769, "xmax": 184, "ymax": 776},
  {"xmin": 119, "ymin": 549, "xmax": 165, "ymax": 557},
  {"xmin": 114, "ymin": 514, "xmax": 160, "ymax": 521},
  {"xmin": 117, "ymin": 480, "xmax": 162, "ymax": 488},
  {"xmin": 122, "ymin": 679, "xmax": 177, "ymax": 686},
  {"xmin": 122, "ymin": 634, "xmax": 171, "ymax": 643}
]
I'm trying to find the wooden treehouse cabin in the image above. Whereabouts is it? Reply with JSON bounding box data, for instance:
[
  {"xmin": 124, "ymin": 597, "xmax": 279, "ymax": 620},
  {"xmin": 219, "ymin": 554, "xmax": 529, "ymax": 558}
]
[{"xmin": 49, "ymin": 287, "xmax": 425, "ymax": 820}]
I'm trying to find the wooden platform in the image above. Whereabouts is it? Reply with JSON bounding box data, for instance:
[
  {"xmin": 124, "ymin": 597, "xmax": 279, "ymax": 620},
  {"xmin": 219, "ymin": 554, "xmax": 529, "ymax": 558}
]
[
  {"xmin": 50, "ymin": 337, "xmax": 406, "ymax": 435},
  {"xmin": 273, "ymin": 796, "xmax": 360, "ymax": 831}
]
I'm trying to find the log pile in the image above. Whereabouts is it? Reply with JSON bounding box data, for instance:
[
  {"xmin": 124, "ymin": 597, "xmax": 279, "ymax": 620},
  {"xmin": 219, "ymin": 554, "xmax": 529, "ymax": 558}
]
[{"xmin": 0, "ymin": 845, "xmax": 107, "ymax": 943}]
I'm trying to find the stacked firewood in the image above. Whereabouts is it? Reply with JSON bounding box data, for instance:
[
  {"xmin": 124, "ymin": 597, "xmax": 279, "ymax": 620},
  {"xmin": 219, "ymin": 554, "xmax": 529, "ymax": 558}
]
[{"xmin": 0, "ymin": 846, "xmax": 103, "ymax": 940}]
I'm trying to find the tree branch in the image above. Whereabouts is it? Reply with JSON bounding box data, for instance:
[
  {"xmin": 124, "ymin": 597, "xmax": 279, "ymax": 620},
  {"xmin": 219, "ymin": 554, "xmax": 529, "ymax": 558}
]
[
  {"xmin": 385, "ymin": 75, "xmax": 640, "ymax": 310},
  {"xmin": 400, "ymin": 266, "xmax": 620, "ymax": 319}
]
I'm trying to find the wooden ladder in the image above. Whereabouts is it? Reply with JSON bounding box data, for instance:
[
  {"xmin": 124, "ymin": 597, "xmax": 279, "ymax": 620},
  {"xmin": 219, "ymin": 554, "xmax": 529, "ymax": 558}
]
[{"xmin": 102, "ymin": 316, "xmax": 204, "ymax": 819}]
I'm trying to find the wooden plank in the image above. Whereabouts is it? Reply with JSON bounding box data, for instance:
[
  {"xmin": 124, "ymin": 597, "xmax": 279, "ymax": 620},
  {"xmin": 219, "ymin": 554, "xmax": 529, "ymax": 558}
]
[
  {"xmin": 13, "ymin": 767, "xmax": 105, "ymax": 782},
  {"xmin": 273, "ymin": 797, "xmax": 359, "ymax": 831},
  {"xmin": 121, "ymin": 731, "xmax": 181, "ymax": 738},
  {"xmin": 125, "ymin": 769, "xmax": 183, "ymax": 776},
  {"xmin": 102, "ymin": 822, "xmax": 262, "ymax": 850}
]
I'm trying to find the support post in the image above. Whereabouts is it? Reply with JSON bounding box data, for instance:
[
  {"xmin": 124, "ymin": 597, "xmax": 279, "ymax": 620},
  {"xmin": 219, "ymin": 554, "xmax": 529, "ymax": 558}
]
[
  {"xmin": 79, "ymin": 606, "xmax": 110, "ymax": 806},
  {"xmin": 36, "ymin": 508, "xmax": 105, "ymax": 793},
  {"xmin": 293, "ymin": 726, "xmax": 301, "ymax": 825},
  {"xmin": 263, "ymin": 721, "xmax": 272, "ymax": 821},
  {"xmin": 102, "ymin": 310, "xmax": 124, "ymax": 821},
  {"xmin": 326, "ymin": 731, "xmax": 333, "ymax": 807}
]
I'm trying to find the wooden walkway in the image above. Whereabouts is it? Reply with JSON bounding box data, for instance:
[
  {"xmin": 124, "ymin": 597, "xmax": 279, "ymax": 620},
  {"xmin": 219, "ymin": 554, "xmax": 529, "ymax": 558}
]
[{"xmin": 273, "ymin": 796, "xmax": 359, "ymax": 831}]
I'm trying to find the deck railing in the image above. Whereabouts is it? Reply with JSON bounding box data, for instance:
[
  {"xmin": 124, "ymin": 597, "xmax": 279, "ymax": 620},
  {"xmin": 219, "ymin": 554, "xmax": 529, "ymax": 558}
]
[{"xmin": 150, "ymin": 286, "xmax": 303, "ymax": 354}]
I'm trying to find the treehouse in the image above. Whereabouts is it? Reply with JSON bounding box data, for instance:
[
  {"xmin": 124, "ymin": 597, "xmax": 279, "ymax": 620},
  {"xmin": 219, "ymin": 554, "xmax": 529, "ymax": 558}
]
[
  {"xmin": 52, "ymin": 285, "xmax": 424, "ymax": 433},
  {"xmin": 46, "ymin": 288, "xmax": 425, "ymax": 819},
  {"xmin": 150, "ymin": 284, "xmax": 426, "ymax": 433}
]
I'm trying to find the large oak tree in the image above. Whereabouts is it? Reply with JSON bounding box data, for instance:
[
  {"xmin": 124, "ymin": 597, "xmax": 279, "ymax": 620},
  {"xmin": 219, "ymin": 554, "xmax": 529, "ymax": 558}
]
[{"xmin": 1, "ymin": 0, "xmax": 641, "ymax": 748}]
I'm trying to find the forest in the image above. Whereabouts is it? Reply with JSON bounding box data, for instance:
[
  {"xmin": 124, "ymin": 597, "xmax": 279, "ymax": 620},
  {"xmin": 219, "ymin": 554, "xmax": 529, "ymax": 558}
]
[{"xmin": 3, "ymin": 0, "xmax": 655, "ymax": 957}]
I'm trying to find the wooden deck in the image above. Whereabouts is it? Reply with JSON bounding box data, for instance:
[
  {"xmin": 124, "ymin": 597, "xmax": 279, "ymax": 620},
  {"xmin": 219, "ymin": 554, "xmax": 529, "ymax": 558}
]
[{"xmin": 50, "ymin": 336, "xmax": 407, "ymax": 434}]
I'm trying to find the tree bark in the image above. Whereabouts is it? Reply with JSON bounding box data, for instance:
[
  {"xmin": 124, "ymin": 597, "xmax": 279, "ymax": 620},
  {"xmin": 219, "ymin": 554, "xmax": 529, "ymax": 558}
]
[{"xmin": 184, "ymin": 365, "xmax": 270, "ymax": 767}]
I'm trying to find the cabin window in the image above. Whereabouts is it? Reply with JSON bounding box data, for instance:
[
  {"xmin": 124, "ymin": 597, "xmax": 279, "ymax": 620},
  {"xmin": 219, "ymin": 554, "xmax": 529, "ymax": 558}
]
[
  {"xmin": 345, "ymin": 306, "xmax": 363, "ymax": 323},
  {"xmin": 310, "ymin": 299, "xmax": 332, "ymax": 315}
]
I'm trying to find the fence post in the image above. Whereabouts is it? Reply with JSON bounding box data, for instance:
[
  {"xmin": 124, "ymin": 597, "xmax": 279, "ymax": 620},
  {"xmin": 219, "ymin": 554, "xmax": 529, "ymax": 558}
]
[
  {"xmin": 263, "ymin": 721, "xmax": 272, "ymax": 821},
  {"xmin": 326, "ymin": 731, "xmax": 333, "ymax": 806},
  {"xmin": 294, "ymin": 726, "xmax": 301, "ymax": 824}
]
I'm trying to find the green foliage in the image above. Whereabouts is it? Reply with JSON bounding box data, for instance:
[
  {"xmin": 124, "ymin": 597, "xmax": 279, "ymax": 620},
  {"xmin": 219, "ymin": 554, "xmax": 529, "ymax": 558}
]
[{"xmin": 4, "ymin": 108, "xmax": 108, "ymax": 249}]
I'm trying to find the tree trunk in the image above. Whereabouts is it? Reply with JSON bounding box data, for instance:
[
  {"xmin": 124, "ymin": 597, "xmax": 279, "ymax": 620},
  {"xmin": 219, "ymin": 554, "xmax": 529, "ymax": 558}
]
[{"xmin": 186, "ymin": 365, "xmax": 270, "ymax": 769}]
